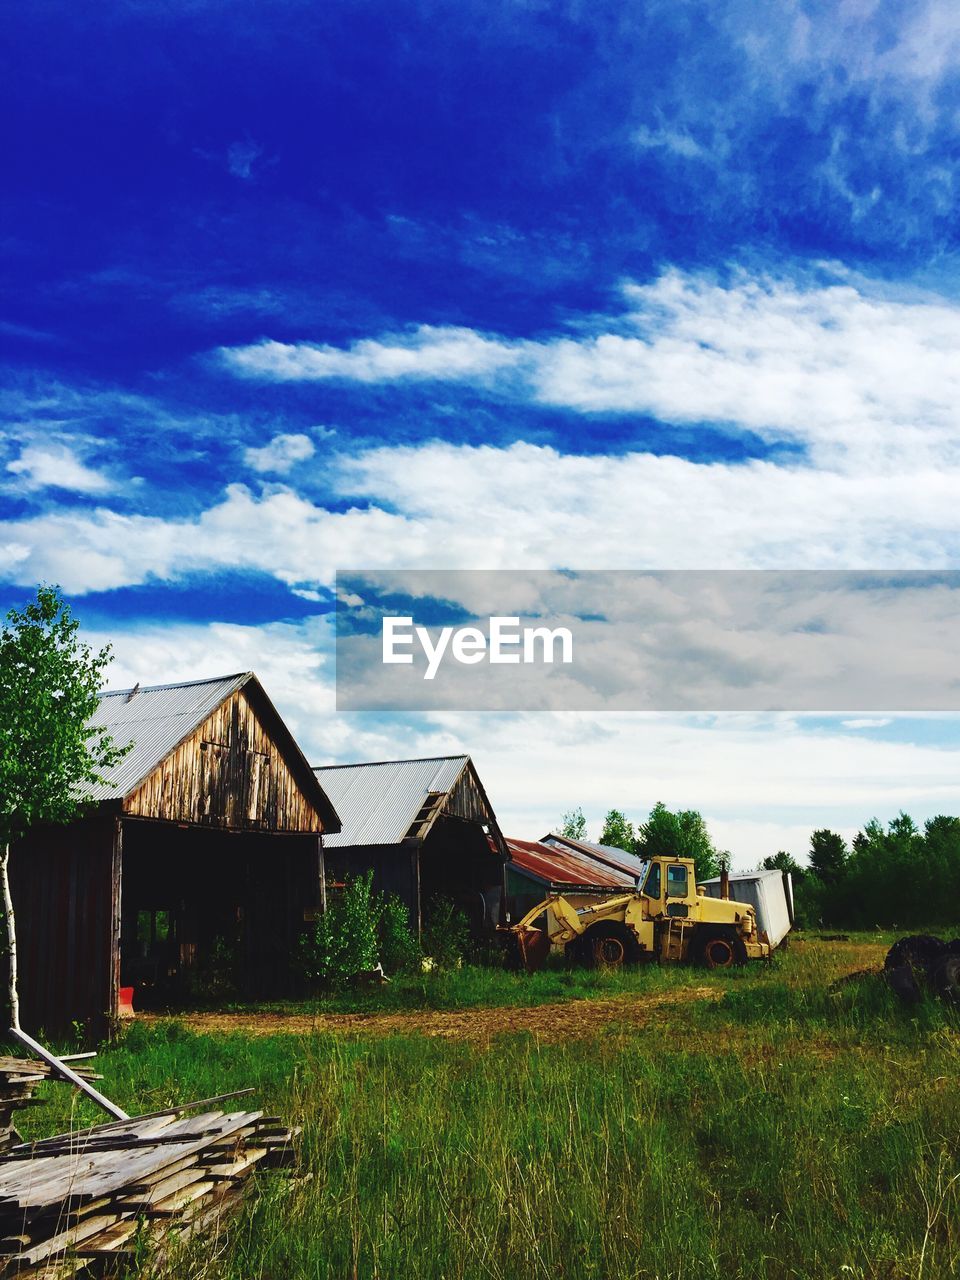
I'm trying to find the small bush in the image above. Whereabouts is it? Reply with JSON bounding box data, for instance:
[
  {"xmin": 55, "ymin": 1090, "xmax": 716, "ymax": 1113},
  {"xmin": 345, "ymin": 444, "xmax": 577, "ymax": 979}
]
[
  {"xmin": 421, "ymin": 895, "xmax": 471, "ymax": 969},
  {"xmin": 299, "ymin": 871, "xmax": 382, "ymax": 987},
  {"xmin": 379, "ymin": 895, "xmax": 422, "ymax": 975}
]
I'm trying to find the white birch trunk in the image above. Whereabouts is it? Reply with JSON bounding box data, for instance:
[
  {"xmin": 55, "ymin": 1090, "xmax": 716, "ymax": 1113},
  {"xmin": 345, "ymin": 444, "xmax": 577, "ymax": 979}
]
[{"xmin": 0, "ymin": 842, "xmax": 19, "ymax": 1031}]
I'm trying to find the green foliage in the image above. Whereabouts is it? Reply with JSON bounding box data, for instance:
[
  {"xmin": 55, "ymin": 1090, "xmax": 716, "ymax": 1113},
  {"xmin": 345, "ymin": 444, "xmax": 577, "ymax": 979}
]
[
  {"xmin": 761, "ymin": 850, "xmax": 802, "ymax": 875},
  {"xmin": 184, "ymin": 936, "xmax": 238, "ymax": 1000},
  {"xmin": 421, "ymin": 895, "xmax": 470, "ymax": 968},
  {"xmin": 379, "ymin": 895, "xmax": 422, "ymax": 975},
  {"xmin": 809, "ymin": 827, "xmax": 849, "ymax": 885},
  {"xmin": 835, "ymin": 811, "xmax": 960, "ymax": 928},
  {"xmin": 598, "ymin": 807, "xmax": 635, "ymax": 852},
  {"xmin": 0, "ymin": 586, "xmax": 127, "ymax": 843},
  {"xmin": 636, "ymin": 800, "xmax": 722, "ymax": 881},
  {"xmin": 558, "ymin": 806, "xmax": 587, "ymax": 840},
  {"xmin": 299, "ymin": 871, "xmax": 382, "ymax": 987}
]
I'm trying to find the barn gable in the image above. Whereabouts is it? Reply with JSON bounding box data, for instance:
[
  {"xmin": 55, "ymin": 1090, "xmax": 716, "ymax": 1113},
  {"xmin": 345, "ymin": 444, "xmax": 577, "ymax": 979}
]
[{"xmin": 97, "ymin": 674, "xmax": 339, "ymax": 834}]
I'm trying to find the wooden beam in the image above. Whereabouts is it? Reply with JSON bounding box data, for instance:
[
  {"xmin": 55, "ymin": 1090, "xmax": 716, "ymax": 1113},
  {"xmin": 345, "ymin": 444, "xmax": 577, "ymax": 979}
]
[{"xmin": 8, "ymin": 1027, "xmax": 128, "ymax": 1122}]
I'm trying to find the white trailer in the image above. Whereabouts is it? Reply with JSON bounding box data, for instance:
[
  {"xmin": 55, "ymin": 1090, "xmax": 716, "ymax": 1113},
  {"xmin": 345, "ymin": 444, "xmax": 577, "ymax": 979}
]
[{"xmin": 701, "ymin": 868, "xmax": 794, "ymax": 949}]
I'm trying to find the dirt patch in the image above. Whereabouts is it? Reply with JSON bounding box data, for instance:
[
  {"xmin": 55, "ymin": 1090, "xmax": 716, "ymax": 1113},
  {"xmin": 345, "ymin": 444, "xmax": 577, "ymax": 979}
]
[{"xmin": 144, "ymin": 985, "xmax": 723, "ymax": 1043}]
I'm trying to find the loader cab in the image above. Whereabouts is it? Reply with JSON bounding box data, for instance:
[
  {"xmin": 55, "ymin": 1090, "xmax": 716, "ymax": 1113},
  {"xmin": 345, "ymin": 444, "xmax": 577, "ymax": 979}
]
[{"xmin": 641, "ymin": 857, "xmax": 696, "ymax": 919}]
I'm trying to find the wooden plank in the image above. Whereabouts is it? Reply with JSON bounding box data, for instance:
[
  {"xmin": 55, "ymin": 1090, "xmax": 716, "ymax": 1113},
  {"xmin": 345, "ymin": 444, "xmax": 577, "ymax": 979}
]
[
  {"xmin": 0, "ymin": 1112, "xmax": 263, "ymax": 1211},
  {"xmin": 7, "ymin": 1028, "xmax": 128, "ymax": 1122}
]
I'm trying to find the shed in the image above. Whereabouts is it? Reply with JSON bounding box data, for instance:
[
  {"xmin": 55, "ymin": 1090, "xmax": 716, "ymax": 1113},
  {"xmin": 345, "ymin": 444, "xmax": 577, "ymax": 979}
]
[
  {"xmin": 701, "ymin": 869, "xmax": 794, "ymax": 947},
  {"xmin": 313, "ymin": 755, "xmax": 507, "ymax": 934},
  {"xmin": 10, "ymin": 672, "xmax": 341, "ymax": 1039},
  {"xmin": 503, "ymin": 837, "xmax": 636, "ymax": 923}
]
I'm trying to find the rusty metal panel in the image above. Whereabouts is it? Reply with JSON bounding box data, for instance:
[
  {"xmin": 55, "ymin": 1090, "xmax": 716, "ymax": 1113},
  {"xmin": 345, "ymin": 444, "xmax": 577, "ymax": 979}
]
[
  {"xmin": 504, "ymin": 837, "xmax": 637, "ymax": 890},
  {"xmin": 541, "ymin": 833, "xmax": 649, "ymax": 882}
]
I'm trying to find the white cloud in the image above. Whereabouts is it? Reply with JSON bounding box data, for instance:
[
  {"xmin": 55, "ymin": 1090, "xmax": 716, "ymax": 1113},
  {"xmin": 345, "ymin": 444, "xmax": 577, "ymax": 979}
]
[
  {"xmin": 244, "ymin": 432, "xmax": 316, "ymax": 474},
  {"xmin": 4, "ymin": 439, "xmax": 960, "ymax": 596},
  {"xmin": 633, "ymin": 125, "xmax": 706, "ymax": 159},
  {"xmin": 7, "ymin": 443, "xmax": 113, "ymax": 494},
  {"xmin": 218, "ymin": 269, "xmax": 960, "ymax": 471},
  {"xmin": 220, "ymin": 324, "xmax": 522, "ymax": 383},
  {"xmin": 841, "ymin": 718, "xmax": 892, "ymax": 730}
]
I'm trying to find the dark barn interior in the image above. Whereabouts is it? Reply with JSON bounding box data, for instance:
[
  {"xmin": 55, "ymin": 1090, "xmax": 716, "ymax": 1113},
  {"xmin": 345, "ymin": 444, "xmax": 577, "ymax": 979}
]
[{"xmin": 118, "ymin": 821, "xmax": 322, "ymax": 1007}]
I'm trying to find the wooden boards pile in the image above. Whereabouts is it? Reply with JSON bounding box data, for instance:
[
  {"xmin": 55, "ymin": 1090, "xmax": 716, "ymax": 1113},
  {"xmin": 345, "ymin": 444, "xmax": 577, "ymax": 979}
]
[
  {"xmin": 0, "ymin": 1105, "xmax": 297, "ymax": 1277},
  {"xmin": 0, "ymin": 1060, "xmax": 100, "ymax": 1156}
]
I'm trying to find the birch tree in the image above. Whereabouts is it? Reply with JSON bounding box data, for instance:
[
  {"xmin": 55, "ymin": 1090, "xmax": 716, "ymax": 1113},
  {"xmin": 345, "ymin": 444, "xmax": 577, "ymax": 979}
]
[{"xmin": 0, "ymin": 587, "xmax": 124, "ymax": 1030}]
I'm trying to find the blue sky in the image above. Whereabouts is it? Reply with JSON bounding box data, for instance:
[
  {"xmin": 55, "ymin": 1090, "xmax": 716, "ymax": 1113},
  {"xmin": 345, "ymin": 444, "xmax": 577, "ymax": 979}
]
[{"xmin": 5, "ymin": 1, "xmax": 960, "ymax": 864}]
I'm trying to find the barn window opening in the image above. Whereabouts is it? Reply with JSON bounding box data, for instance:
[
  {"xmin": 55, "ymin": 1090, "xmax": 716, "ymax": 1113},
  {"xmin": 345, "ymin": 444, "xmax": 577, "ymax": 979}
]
[{"xmin": 135, "ymin": 908, "xmax": 175, "ymax": 958}]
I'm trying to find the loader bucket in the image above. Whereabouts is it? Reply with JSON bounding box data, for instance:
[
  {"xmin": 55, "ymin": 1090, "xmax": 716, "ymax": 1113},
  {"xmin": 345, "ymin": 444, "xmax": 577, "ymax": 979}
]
[{"xmin": 515, "ymin": 927, "xmax": 551, "ymax": 973}]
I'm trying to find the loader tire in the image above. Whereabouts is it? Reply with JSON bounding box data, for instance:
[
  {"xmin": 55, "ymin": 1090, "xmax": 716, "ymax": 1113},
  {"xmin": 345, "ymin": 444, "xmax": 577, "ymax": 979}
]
[
  {"xmin": 574, "ymin": 922, "xmax": 639, "ymax": 970},
  {"xmin": 930, "ymin": 954, "xmax": 960, "ymax": 1005},
  {"xmin": 885, "ymin": 961, "xmax": 922, "ymax": 1005},
  {"xmin": 694, "ymin": 929, "xmax": 748, "ymax": 970},
  {"xmin": 884, "ymin": 935, "xmax": 946, "ymax": 971}
]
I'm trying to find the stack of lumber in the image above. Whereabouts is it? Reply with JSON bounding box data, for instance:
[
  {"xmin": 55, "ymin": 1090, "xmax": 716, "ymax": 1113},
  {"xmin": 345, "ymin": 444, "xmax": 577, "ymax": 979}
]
[
  {"xmin": 0, "ymin": 1102, "xmax": 298, "ymax": 1277},
  {"xmin": 0, "ymin": 1060, "xmax": 101, "ymax": 1156}
]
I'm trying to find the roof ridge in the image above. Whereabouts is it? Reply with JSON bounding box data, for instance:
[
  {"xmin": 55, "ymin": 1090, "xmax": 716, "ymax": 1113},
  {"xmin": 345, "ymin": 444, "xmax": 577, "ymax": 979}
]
[
  {"xmin": 314, "ymin": 753, "xmax": 470, "ymax": 771},
  {"xmin": 102, "ymin": 672, "xmax": 251, "ymax": 698}
]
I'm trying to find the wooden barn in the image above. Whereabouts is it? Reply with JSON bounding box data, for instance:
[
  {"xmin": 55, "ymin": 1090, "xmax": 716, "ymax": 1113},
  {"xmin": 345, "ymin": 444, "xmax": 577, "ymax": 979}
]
[
  {"xmin": 10, "ymin": 672, "xmax": 341, "ymax": 1040},
  {"xmin": 313, "ymin": 756, "xmax": 507, "ymax": 934}
]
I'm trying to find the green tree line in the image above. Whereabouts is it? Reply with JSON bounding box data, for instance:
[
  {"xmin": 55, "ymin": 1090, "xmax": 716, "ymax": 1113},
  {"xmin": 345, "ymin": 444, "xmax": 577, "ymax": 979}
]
[
  {"xmin": 763, "ymin": 814, "xmax": 960, "ymax": 929},
  {"xmin": 563, "ymin": 805, "xmax": 960, "ymax": 931},
  {"xmin": 560, "ymin": 802, "xmax": 726, "ymax": 882}
]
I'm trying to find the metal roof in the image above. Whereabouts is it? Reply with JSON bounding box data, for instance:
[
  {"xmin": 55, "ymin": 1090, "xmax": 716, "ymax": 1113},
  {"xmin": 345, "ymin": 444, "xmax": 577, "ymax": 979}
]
[
  {"xmin": 84, "ymin": 673, "xmax": 251, "ymax": 801},
  {"xmin": 82, "ymin": 673, "xmax": 341, "ymax": 832},
  {"xmin": 314, "ymin": 755, "xmax": 470, "ymax": 848},
  {"xmin": 505, "ymin": 837, "xmax": 636, "ymax": 890},
  {"xmin": 541, "ymin": 833, "xmax": 649, "ymax": 882}
]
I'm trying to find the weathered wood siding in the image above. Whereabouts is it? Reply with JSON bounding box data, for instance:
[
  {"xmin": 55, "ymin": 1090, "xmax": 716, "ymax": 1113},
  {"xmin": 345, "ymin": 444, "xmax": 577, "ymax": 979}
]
[
  {"xmin": 443, "ymin": 762, "xmax": 495, "ymax": 826},
  {"xmin": 123, "ymin": 689, "xmax": 323, "ymax": 832},
  {"xmin": 10, "ymin": 815, "xmax": 119, "ymax": 1040}
]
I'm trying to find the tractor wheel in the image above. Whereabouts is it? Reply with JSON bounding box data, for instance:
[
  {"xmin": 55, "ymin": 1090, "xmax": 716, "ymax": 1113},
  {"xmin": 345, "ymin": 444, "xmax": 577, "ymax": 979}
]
[
  {"xmin": 930, "ymin": 954, "xmax": 960, "ymax": 1005},
  {"xmin": 885, "ymin": 961, "xmax": 922, "ymax": 1005},
  {"xmin": 694, "ymin": 929, "xmax": 748, "ymax": 970},
  {"xmin": 574, "ymin": 922, "xmax": 639, "ymax": 969},
  {"xmin": 884, "ymin": 935, "xmax": 946, "ymax": 971}
]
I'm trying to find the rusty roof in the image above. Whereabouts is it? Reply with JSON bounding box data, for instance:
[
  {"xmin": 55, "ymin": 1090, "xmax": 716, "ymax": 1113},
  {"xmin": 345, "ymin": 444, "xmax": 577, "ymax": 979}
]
[
  {"xmin": 541, "ymin": 832, "xmax": 648, "ymax": 882},
  {"xmin": 505, "ymin": 837, "xmax": 637, "ymax": 890}
]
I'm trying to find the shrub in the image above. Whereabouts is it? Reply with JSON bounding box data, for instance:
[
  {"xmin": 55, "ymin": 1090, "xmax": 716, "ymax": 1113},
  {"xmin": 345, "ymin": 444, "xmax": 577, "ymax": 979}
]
[
  {"xmin": 421, "ymin": 895, "xmax": 471, "ymax": 969},
  {"xmin": 299, "ymin": 870, "xmax": 382, "ymax": 987},
  {"xmin": 379, "ymin": 895, "xmax": 422, "ymax": 975}
]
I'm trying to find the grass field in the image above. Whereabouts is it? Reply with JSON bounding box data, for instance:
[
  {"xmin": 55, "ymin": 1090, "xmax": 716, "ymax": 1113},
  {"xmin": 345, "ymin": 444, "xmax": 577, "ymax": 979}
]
[{"xmin": 19, "ymin": 937, "xmax": 960, "ymax": 1280}]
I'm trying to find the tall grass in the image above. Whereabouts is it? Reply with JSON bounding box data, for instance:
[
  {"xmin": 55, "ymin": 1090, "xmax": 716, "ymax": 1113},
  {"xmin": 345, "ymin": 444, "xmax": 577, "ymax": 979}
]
[{"xmin": 18, "ymin": 940, "xmax": 960, "ymax": 1280}]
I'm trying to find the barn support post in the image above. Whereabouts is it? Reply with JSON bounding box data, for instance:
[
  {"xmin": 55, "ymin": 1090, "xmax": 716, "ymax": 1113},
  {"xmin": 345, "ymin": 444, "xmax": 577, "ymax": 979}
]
[
  {"xmin": 317, "ymin": 838, "xmax": 327, "ymax": 915},
  {"xmin": 108, "ymin": 816, "xmax": 123, "ymax": 1028}
]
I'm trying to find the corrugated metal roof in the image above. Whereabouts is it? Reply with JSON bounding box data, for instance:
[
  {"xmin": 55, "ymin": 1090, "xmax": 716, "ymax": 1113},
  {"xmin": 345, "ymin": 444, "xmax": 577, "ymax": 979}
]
[
  {"xmin": 84, "ymin": 673, "xmax": 251, "ymax": 801},
  {"xmin": 314, "ymin": 756, "xmax": 470, "ymax": 848},
  {"xmin": 506, "ymin": 837, "xmax": 636, "ymax": 890},
  {"xmin": 541, "ymin": 833, "xmax": 649, "ymax": 882}
]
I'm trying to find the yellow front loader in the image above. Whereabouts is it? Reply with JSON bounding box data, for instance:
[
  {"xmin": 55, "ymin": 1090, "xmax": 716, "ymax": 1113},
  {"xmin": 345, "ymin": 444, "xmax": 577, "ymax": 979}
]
[{"xmin": 508, "ymin": 856, "xmax": 773, "ymax": 972}]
